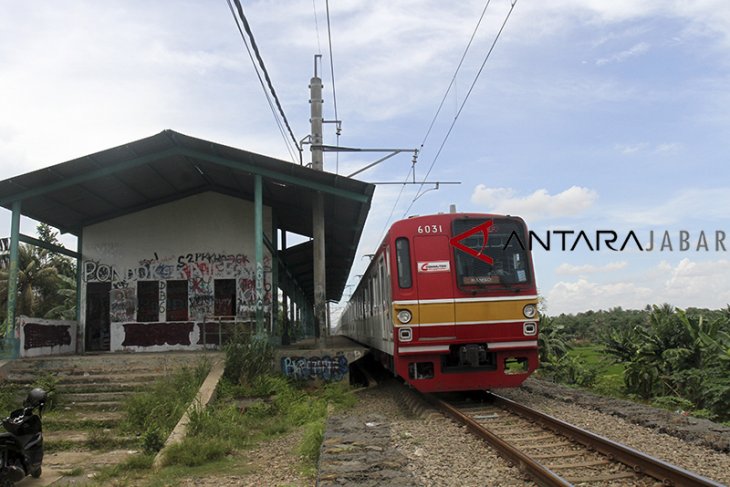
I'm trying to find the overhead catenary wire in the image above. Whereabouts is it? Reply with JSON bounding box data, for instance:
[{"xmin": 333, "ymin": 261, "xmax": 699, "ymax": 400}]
[
  {"xmin": 418, "ymin": 0, "xmax": 493, "ymax": 152},
  {"xmin": 378, "ymin": 0, "xmax": 494, "ymax": 232},
  {"xmin": 225, "ymin": 0, "xmax": 298, "ymax": 163},
  {"xmin": 230, "ymin": 0, "xmax": 302, "ymax": 158},
  {"xmin": 312, "ymin": 0, "xmax": 323, "ymax": 55},
  {"xmin": 325, "ymin": 0, "xmax": 341, "ymax": 174},
  {"xmin": 402, "ymin": 0, "xmax": 518, "ymax": 218}
]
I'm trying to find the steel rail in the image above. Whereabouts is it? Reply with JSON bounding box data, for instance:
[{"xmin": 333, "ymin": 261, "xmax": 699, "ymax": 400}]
[
  {"xmin": 423, "ymin": 395, "xmax": 570, "ymax": 487},
  {"xmin": 488, "ymin": 393, "xmax": 723, "ymax": 487}
]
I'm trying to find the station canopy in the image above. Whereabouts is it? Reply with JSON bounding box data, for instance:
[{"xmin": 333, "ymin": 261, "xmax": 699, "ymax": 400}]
[{"xmin": 0, "ymin": 130, "xmax": 375, "ymax": 302}]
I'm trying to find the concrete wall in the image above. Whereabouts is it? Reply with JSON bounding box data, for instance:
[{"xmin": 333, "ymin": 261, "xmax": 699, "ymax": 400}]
[
  {"xmin": 18, "ymin": 316, "xmax": 77, "ymax": 358},
  {"xmin": 81, "ymin": 191, "xmax": 273, "ymax": 352}
]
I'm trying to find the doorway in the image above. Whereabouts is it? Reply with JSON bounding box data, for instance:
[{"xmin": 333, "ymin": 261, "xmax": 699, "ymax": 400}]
[{"xmin": 85, "ymin": 282, "xmax": 111, "ymax": 352}]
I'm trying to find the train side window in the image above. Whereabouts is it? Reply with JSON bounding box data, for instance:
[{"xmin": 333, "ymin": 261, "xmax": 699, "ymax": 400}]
[{"xmin": 395, "ymin": 238, "xmax": 412, "ymax": 288}]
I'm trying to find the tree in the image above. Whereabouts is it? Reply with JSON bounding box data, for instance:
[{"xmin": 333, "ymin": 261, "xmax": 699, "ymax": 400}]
[{"xmin": 0, "ymin": 224, "xmax": 77, "ymax": 333}]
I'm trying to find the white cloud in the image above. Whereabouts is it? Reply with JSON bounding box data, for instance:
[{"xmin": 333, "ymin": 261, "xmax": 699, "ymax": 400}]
[
  {"xmin": 610, "ymin": 188, "xmax": 730, "ymax": 226},
  {"xmin": 546, "ymin": 258, "xmax": 730, "ymax": 314},
  {"xmin": 546, "ymin": 278, "xmax": 653, "ymax": 314},
  {"xmin": 614, "ymin": 142, "xmax": 682, "ymax": 155},
  {"xmin": 555, "ymin": 261, "xmax": 627, "ymax": 275},
  {"xmin": 470, "ymin": 185, "xmax": 598, "ymax": 221},
  {"xmin": 596, "ymin": 41, "xmax": 650, "ymax": 65}
]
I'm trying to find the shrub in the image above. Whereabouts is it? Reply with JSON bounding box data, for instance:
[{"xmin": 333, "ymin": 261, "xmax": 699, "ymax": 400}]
[
  {"xmin": 162, "ymin": 437, "xmax": 232, "ymax": 467},
  {"xmin": 122, "ymin": 359, "xmax": 210, "ymax": 442},
  {"xmin": 224, "ymin": 330, "xmax": 274, "ymax": 386},
  {"xmin": 141, "ymin": 425, "xmax": 166, "ymax": 454}
]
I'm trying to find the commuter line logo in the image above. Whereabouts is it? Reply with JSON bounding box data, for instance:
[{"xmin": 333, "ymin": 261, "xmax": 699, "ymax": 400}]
[{"xmin": 449, "ymin": 220, "xmax": 494, "ymax": 265}]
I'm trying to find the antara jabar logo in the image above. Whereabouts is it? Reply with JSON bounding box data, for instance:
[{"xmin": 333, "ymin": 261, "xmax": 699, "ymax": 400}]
[{"xmin": 449, "ymin": 220, "xmax": 494, "ymax": 265}]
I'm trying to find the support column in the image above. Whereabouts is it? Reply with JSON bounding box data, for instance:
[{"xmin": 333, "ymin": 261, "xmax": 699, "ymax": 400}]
[
  {"xmin": 281, "ymin": 230, "xmax": 291, "ymax": 345},
  {"xmin": 254, "ymin": 174, "xmax": 265, "ymax": 337},
  {"xmin": 310, "ymin": 61, "xmax": 327, "ymax": 348},
  {"xmin": 76, "ymin": 231, "xmax": 83, "ymax": 353},
  {"xmin": 4, "ymin": 201, "xmax": 21, "ymax": 358},
  {"xmin": 271, "ymin": 220, "xmax": 278, "ymax": 337}
]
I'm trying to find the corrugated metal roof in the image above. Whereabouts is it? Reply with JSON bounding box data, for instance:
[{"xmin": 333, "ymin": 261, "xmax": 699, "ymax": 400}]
[{"xmin": 0, "ymin": 130, "xmax": 375, "ymax": 302}]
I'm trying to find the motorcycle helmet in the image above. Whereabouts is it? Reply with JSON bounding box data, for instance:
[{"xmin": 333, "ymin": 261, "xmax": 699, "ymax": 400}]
[{"xmin": 24, "ymin": 388, "xmax": 47, "ymax": 408}]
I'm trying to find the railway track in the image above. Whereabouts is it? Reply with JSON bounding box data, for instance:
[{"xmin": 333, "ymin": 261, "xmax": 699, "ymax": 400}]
[{"xmin": 424, "ymin": 391, "xmax": 724, "ymax": 487}]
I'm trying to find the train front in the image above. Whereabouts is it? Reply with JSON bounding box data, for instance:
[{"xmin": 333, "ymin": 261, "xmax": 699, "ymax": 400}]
[{"xmin": 391, "ymin": 213, "xmax": 539, "ymax": 393}]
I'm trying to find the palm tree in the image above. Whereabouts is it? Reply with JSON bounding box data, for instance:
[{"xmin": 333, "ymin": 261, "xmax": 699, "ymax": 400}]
[
  {"xmin": 0, "ymin": 244, "xmax": 64, "ymax": 332},
  {"xmin": 538, "ymin": 315, "xmax": 570, "ymax": 363}
]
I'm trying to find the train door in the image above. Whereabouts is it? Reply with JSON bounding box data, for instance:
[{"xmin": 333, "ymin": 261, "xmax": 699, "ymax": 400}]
[{"xmin": 413, "ymin": 235, "xmax": 455, "ymax": 339}]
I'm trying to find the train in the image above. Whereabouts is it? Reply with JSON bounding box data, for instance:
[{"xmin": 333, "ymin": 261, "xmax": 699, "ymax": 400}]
[{"xmin": 337, "ymin": 212, "xmax": 539, "ymax": 392}]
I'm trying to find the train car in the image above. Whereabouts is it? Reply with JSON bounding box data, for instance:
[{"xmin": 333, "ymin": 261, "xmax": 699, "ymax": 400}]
[{"xmin": 338, "ymin": 212, "xmax": 539, "ymax": 393}]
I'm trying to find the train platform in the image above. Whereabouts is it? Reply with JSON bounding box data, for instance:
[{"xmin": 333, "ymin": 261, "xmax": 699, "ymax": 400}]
[{"xmin": 275, "ymin": 335, "xmax": 368, "ymax": 383}]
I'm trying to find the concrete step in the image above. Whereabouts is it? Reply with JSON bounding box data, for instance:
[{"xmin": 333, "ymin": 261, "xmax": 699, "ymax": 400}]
[
  {"xmin": 6, "ymin": 352, "xmax": 214, "ymax": 374},
  {"xmin": 57, "ymin": 391, "xmax": 132, "ymax": 404},
  {"xmin": 44, "ymin": 410, "xmax": 125, "ymax": 425},
  {"xmin": 44, "ymin": 429, "xmax": 137, "ymax": 446},
  {"xmin": 56, "ymin": 382, "xmax": 145, "ymax": 394},
  {"xmin": 5, "ymin": 371, "xmax": 165, "ymax": 385},
  {"xmin": 57, "ymin": 401, "xmax": 125, "ymax": 413}
]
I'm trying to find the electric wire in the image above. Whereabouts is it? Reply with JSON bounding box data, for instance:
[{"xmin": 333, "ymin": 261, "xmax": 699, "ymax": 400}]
[
  {"xmin": 402, "ymin": 0, "xmax": 518, "ymax": 218},
  {"xmin": 377, "ymin": 165, "xmax": 414, "ymax": 243},
  {"xmin": 231, "ymin": 0, "xmax": 302, "ymax": 156},
  {"xmin": 225, "ymin": 0, "xmax": 298, "ymax": 163},
  {"xmin": 378, "ymin": 0, "xmax": 493, "ymax": 232},
  {"xmin": 312, "ymin": 0, "xmax": 322, "ymax": 55},
  {"xmin": 418, "ymin": 0, "xmax": 492, "ymax": 152},
  {"xmin": 325, "ymin": 0, "xmax": 341, "ymax": 174}
]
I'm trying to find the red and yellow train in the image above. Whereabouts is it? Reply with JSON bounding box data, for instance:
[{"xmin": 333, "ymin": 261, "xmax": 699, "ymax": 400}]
[{"xmin": 338, "ymin": 212, "xmax": 539, "ymax": 392}]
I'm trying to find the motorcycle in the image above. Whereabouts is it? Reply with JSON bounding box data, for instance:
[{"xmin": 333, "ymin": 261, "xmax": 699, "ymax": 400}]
[{"xmin": 0, "ymin": 388, "xmax": 47, "ymax": 486}]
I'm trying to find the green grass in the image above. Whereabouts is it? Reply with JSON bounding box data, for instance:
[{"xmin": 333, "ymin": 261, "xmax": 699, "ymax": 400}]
[
  {"xmin": 121, "ymin": 358, "xmax": 211, "ymax": 445},
  {"xmin": 566, "ymin": 344, "xmax": 625, "ymax": 396}
]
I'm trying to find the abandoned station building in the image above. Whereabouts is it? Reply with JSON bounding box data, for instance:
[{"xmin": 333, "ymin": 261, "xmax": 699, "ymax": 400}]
[{"xmin": 0, "ymin": 130, "xmax": 374, "ymax": 357}]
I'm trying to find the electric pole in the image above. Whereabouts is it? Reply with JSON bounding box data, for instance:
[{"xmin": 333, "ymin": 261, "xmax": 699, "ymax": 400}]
[{"xmin": 310, "ymin": 56, "xmax": 327, "ymax": 348}]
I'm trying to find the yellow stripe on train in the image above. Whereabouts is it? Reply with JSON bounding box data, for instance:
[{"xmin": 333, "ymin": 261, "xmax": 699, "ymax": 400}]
[{"xmin": 392, "ymin": 298, "xmax": 538, "ymax": 327}]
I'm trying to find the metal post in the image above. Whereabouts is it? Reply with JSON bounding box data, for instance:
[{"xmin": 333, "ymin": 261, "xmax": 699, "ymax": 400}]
[
  {"xmin": 4, "ymin": 201, "xmax": 21, "ymax": 358},
  {"xmin": 280, "ymin": 230, "xmax": 290, "ymax": 345},
  {"xmin": 271, "ymin": 220, "xmax": 278, "ymax": 338},
  {"xmin": 76, "ymin": 231, "xmax": 83, "ymax": 353},
  {"xmin": 311, "ymin": 58, "xmax": 327, "ymax": 348},
  {"xmin": 254, "ymin": 174, "xmax": 265, "ymax": 337}
]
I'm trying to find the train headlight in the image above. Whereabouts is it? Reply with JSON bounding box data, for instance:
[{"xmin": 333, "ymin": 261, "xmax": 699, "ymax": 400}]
[
  {"xmin": 523, "ymin": 304, "xmax": 537, "ymax": 319},
  {"xmin": 397, "ymin": 309, "xmax": 412, "ymax": 324}
]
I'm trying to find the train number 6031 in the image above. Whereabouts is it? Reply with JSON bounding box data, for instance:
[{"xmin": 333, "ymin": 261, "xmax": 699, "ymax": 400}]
[{"xmin": 417, "ymin": 224, "xmax": 443, "ymax": 234}]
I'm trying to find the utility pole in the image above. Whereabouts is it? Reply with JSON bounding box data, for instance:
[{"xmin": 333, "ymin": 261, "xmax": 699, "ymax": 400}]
[{"xmin": 310, "ymin": 55, "xmax": 327, "ymax": 349}]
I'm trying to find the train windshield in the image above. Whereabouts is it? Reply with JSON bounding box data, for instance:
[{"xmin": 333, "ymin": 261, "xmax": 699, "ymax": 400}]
[{"xmin": 452, "ymin": 218, "xmax": 532, "ymax": 290}]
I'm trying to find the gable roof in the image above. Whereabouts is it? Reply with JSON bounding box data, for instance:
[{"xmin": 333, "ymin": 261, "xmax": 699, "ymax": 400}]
[{"xmin": 0, "ymin": 130, "xmax": 375, "ymax": 301}]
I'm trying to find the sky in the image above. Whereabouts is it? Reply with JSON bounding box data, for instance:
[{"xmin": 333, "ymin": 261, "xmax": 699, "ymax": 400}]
[{"xmin": 1, "ymin": 0, "xmax": 729, "ymax": 317}]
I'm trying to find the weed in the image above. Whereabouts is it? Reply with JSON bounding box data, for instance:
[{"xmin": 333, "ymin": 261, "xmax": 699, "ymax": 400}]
[
  {"xmin": 299, "ymin": 419, "xmax": 324, "ymax": 463},
  {"xmin": 60, "ymin": 466, "xmax": 84, "ymax": 476},
  {"xmin": 121, "ymin": 359, "xmax": 210, "ymax": 440},
  {"xmin": 0, "ymin": 386, "xmax": 16, "ymax": 413},
  {"xmin": 224, "ymin": 330, "xmax": 274, "ymax": 386},
  {"xmin": 162, "ymin": 437, "xmax": 232, "ymax": 467},
  {"xmin": 141, "ymin": 425, "xmax": 166, "ymax": 454},
  {"xmin": 92, "ymin": 453, "xmax": 154, "ymax": 483}
]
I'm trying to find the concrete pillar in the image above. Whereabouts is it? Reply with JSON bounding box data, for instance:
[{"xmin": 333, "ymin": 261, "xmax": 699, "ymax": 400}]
[
  {"xmin": 254, "ymin": 174, "xmax": 264, "ymax": 336},
  {"xmin": 310, "ymin": 70, "xmax": 327, "ymax": 348},
  {"xmin": 76, "ymin": 231, "xmax": 83, "ymax": 353},
  {"xmin": 4, "ymin": 201, "xmax": 21, "ymax": 358}
]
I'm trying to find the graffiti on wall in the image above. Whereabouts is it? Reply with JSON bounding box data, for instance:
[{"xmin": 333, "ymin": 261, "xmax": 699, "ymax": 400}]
[
  {"xmin": 122, "ymin": 322, "xmax": 194, "ymax": 347},
  {"xmin": 23, "ymin": 322, "xmax": 72, "ymax": 350},
  {"xmin": 280, "ymin": 355, "xmax": 349, "ymax": 382},
  {"xmin": 110, "ymin": 287, "xmax": 136, "ymax": 323},
  {"xmin": 84, "ymin": 251, "xmax": 272, "ymax": 322}
]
